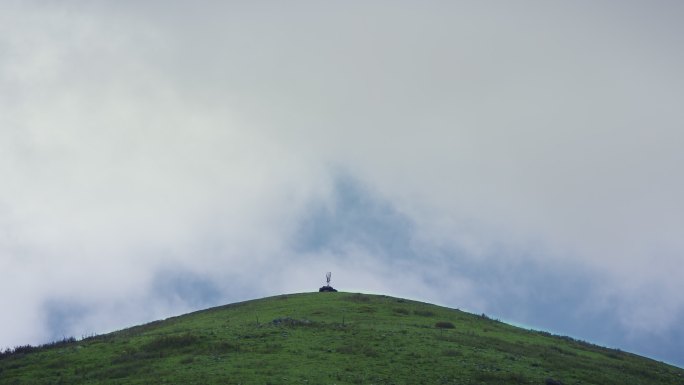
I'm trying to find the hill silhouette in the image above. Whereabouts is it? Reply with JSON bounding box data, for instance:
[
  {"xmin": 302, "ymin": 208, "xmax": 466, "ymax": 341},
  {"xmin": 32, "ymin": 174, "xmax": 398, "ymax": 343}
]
[{"xmin": 1, "ymin": 292, "xmax": 682, "ymax": 384}]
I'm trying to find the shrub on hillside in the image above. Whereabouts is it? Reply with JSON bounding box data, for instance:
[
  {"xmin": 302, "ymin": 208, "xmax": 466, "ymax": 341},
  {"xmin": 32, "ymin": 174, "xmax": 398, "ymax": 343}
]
[
  {"xmin": 143, "ymin": 334, "xmax": 200, "ymax": 353},
  {"xmin": 435, "ymin": 321, "xmax": 455, "ymax": 329}
]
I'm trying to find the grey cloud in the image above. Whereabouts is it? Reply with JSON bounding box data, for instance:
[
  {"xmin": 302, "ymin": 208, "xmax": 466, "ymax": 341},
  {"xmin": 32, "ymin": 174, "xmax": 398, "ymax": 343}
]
[
  {"xmin": 150, "ymin": 269, "xmax": 224, "ymax": 310},
  {"xmin": 294, "ymin": 174, "xmax": 414, "ymax": 259}
]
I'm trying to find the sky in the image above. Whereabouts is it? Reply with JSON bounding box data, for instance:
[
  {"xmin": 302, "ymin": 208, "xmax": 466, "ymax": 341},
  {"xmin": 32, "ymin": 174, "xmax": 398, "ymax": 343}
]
[{"xmin": 1, "ymin": 0, "xmax": 683, "ymax": 367}]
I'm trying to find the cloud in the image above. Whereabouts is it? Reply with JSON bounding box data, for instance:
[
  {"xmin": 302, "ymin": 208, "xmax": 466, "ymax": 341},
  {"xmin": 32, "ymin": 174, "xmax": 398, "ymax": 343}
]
[{"xmin": 1, "ymin": 0, "xmax": 684, "ymax": 367}]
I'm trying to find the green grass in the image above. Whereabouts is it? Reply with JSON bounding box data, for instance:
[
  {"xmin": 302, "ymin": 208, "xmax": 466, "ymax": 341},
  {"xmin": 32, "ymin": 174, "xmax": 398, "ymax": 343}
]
[{"xmin": 1, "ymin": 292, "xmax": 682, "ymax": 384}]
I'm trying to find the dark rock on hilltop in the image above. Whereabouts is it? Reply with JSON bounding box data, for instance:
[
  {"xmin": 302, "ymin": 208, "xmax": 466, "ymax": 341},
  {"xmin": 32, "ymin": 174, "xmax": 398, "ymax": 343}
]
[{"xmin": 319, "ymin": 285, "xmax": 337, "ymax": 292}]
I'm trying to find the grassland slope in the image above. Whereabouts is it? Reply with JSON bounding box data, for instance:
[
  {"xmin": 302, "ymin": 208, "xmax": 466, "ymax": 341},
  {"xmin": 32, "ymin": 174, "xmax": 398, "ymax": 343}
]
[{"xmin": 1, "ymin": 292, "xmax": 682, "ymax": 384}]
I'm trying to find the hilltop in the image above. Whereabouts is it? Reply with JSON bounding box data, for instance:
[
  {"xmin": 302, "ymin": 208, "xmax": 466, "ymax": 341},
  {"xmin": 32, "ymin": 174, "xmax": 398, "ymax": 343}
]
[{"xmin": 1, "ymin": 292, "xmax": 682, "ymax": 384}]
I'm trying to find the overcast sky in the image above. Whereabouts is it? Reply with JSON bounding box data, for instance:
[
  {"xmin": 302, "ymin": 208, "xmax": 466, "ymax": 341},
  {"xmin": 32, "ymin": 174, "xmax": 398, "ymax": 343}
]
[{"xmin": 1, "ymin": 1, "xmax": 683, "ymax": 367}]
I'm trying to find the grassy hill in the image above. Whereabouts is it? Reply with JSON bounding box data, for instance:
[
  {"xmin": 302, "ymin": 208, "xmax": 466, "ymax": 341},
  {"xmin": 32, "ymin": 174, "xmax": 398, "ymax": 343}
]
[{"xmin": 1, "ymin": 292, "xmax": 682, "ymax": 384}]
